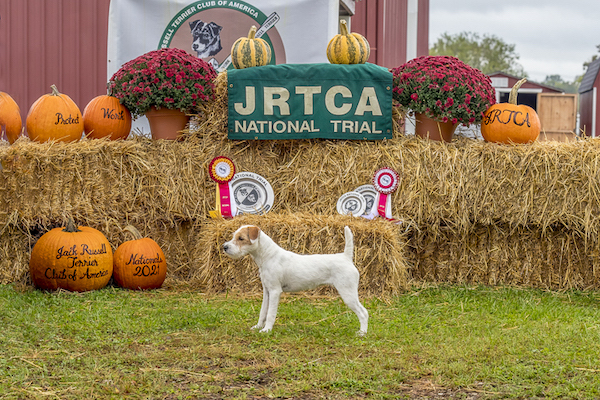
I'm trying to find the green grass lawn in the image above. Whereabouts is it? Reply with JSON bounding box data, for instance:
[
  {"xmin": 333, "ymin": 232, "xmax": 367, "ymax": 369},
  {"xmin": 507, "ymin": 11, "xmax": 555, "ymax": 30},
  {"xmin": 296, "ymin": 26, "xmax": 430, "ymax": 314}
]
[{"xmin": 1, "ymin": 284, "xmax": 600, "ymax": 399}]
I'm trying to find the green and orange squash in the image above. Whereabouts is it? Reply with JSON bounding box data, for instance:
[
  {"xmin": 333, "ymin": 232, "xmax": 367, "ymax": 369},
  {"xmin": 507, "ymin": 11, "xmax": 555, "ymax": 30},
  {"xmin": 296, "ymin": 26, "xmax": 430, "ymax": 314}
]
[
  {"xmin": 231, "ymin": 26, "xmax": 272, "ymax": 69},
  {"xmin": 327, "ymin": 20, "xmax": 370, "ymax": 64}
]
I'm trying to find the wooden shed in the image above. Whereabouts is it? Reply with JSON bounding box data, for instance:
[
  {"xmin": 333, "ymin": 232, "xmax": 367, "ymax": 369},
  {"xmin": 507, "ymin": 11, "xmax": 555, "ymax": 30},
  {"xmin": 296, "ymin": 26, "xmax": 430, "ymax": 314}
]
[
  {"xmin": 488, "ymin": 72, "xmax": 578, "ymax": 142},
  {"xmin": 579, "ymin": 58, "xmax": 600, "ymax": 138}
]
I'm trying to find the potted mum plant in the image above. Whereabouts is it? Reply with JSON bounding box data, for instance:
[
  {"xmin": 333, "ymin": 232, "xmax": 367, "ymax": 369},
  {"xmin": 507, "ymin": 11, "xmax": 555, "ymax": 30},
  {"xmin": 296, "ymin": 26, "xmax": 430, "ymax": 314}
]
[
  {"xmin": 108, "ymin": 48, "xmax": 217, "ymax": 140},
  {"xmin": 391, "ymin": 55, "xmax": 496, "ymax": 142}
]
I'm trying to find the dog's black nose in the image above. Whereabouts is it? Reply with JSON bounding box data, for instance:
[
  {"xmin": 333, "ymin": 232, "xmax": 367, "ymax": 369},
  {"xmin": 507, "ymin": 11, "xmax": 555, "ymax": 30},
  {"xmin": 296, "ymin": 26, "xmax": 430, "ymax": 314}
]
[{"xmin": 223, "ymin": 244, "xmax": 229, "ymax": 252}]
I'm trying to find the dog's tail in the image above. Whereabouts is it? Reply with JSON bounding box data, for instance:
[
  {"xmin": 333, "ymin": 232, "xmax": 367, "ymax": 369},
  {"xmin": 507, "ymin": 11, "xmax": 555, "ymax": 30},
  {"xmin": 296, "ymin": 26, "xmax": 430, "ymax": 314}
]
[{"xmin": 343, "ymin": 226, "xmax": 354, "ymax": 260}]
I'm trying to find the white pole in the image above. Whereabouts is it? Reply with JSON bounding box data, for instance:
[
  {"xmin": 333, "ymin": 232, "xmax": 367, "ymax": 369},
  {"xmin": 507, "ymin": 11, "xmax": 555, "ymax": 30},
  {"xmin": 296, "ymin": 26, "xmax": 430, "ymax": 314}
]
[
  {"xmin": 406, "ymin": 0, "xmax": 418, "ymax": 61},
  {"xmin": 592, "ymin": 87, "xmax": 597, "ymax": 138}
]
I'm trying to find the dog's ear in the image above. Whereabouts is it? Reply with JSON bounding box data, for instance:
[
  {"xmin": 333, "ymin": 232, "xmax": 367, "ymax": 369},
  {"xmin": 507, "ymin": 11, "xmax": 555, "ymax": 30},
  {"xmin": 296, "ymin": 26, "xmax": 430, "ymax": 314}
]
[
  {"xmin": 189, "ymin": 20, "xmax": 204, "ymax": 31},
  {"xmin": 248, "ymin": 226, "xmax": 260, "ymax": 241},
  {"xmin": 207, "ymin": 22, "xmax": 223, "ymax": 35}
]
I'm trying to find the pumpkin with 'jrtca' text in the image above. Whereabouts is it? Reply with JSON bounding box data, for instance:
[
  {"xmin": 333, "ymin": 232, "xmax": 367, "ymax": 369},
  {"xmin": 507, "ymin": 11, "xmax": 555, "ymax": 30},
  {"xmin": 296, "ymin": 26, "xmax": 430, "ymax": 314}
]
[{"xmin": 481, "ymin": 78, "xmax": 541, "ymax": 144}]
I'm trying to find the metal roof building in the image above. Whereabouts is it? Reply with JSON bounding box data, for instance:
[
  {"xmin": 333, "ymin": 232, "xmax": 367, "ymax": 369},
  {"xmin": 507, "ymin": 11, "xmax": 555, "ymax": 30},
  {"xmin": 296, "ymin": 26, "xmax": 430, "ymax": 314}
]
[{"xmin": 579, "ymin": 58, "xmax": 600, "ymax": 137}]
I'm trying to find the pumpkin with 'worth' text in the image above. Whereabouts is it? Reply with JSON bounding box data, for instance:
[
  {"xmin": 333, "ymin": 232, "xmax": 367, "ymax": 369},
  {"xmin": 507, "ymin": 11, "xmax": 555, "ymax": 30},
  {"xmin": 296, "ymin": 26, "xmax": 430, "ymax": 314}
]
[
  {"xmin": 113, "ymin": 225, "xmax": 167, "ymax": 290},
  {"xmin": 231, "ymin": 25, "xmax": 272, "ymax": 69},
  {"xmin": 327, "ymin": 20, "xmax": 370, "ymax": 64},
  {"xmin": 0, "ymin": 92, "xmax": 23, "ymax": 144},
  {"xmin": 29, "ymin": 218, "xmax": 113, "ymax": 292},
  {"xmin": 26, "ymin": 85, "xmax": 83, "ymax": 143},
  {"xmin": 481, "ymin": 78, "xmax": 541, "ymax": 144},
  {"xmin": 83, "ymin": 94, "xmax": 132, "ymax": 140}
]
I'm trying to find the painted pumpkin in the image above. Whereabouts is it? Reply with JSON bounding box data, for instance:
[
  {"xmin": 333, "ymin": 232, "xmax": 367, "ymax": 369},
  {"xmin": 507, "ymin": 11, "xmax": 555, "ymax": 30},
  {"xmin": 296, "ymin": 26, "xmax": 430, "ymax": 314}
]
[
  {"xmin": 83, "ymin": 94, "xmax": 132, "ymax": 140},
  {"xmin": 481, "ymin": 78, "xmax": 541, "ymax": 144},
  {"xmin": 231, "ymin": 25, "xmax": 272, "ymax": 69},
  {"xmin": 0, "ymin": 92, "xmax": 23, "ymax": 144},
  {"xmin": 327, "ymin": 20, "xmax": 370, "ymax": 64},
  {"xmin": 26, "ymin": 84, "xmax": 83, "ymax": 143},
  {"xmin": 113, "ymin": 225, "xmax": 167, "ymax": 290},
  {"xmin": 29, "ymin": 218, "xmax": 113, "ymax": 292}
]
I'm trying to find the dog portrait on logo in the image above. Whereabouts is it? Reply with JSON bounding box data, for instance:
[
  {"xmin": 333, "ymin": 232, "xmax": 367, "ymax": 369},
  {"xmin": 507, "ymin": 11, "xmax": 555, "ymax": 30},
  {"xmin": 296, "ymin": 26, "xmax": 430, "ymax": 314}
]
[{"xmin": 189, "ymin": 20, "xmax": 223, "ymax": 59}]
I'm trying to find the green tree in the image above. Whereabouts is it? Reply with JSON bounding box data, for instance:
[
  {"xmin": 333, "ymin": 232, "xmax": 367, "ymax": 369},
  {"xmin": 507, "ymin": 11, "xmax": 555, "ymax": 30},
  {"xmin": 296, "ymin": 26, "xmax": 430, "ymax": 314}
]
[
  {"xmin": 430, "ymin": 31, "xmax": 527, "ymax": 77},
  {"xmin": 583, "ymin": 44, "xmax": 600, "ymax": 70},
  {"xmin": 541, "ymin": 74, "xmax": 579, "ymax": 94}
]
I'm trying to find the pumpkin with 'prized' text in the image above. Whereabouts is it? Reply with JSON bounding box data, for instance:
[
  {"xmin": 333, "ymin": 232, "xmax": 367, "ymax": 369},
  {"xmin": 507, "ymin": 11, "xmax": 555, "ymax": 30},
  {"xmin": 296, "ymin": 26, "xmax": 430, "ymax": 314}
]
[
  {"xmin": 26, "ymin": 85, "xmax": 83, "ymax": 143},
  {"xmin": 83, "ymin": 94, "xmax": 132, "ymax": 140},
  {"xmin": 481, "ymin": 78, "xmax": 541, "ymax": 144},
  {"xmin": 0, "ymin": 91, "xmax": 23, "ymax": 144},
  {"xmin": 231, "ymin": 25, "xmax": 272, "ymax": 69},
  {"xmin": 29, "ymin": 218, "xmax": 113, "ymax": 292},
  {"xmin": 327, "ymin": 20, "xmax": 370, "ymax": 65},
  {"xmin": 113, "ymin": 225, "xmax": 167, "ymax": 290}
]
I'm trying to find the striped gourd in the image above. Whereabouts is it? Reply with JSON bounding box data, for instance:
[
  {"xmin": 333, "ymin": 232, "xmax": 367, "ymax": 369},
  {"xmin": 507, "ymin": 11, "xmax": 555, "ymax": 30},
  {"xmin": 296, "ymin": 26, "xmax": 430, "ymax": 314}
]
[
  {"xmin": 327, "ymin": 20, "xmax": 370, "ymax": 64},
  {"xmin": 231, "ymin": 26, "xmax": 272, "ymax": 69}
]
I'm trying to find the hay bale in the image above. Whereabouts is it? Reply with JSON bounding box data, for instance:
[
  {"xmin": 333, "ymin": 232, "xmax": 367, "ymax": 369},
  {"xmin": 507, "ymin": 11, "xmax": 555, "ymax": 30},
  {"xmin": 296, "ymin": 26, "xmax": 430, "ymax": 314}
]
[
  {"xmin": 0, "ymin": 213, "xmax": 203, "ymax": 287},
  {"xmin": 0, "ymin": 212, "xmax": 31, "ymax": 285},
  {"xmin": 2, "ymin": 70, "xmax": 600, "ymax": 292},
  {"xmin": 189, "ymin": 212, "xmax": 411, "ymax": 296},
  {"xmin": 410, "ymin": 223, "xmax": 600, "ymax": 290}
]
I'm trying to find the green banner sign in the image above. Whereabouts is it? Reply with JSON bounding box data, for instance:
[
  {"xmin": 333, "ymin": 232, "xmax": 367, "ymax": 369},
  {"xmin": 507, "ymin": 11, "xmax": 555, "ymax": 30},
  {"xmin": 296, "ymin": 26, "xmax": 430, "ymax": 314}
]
[{"xmin": 227, "ymin": 63, "xmax": 393, "ymax": 140}]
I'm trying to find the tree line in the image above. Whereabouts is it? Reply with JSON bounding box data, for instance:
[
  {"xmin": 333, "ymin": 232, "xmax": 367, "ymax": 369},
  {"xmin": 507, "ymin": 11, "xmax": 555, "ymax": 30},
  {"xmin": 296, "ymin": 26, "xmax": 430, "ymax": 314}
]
[{"xmin": 429, "ymin": 32, "xmax": 599, "ymax": 94}]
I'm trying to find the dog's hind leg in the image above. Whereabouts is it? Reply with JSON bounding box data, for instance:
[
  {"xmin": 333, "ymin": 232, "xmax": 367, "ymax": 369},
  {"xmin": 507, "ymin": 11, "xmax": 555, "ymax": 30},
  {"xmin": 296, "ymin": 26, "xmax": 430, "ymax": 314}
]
[{"xmin": 334, "ymin": 279, "xmax": 369, "ymax": 336}]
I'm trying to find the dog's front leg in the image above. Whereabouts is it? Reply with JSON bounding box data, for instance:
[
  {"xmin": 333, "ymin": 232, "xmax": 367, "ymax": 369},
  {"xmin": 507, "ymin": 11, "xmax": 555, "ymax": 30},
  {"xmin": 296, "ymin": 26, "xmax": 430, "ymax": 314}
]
[
  {"xmin": 252, "ymin": 284, "xmax": 269, "ymax": 330},
  {"xmin": 260, "ymin": 287, "xmax": 282, "ymax": 333}
]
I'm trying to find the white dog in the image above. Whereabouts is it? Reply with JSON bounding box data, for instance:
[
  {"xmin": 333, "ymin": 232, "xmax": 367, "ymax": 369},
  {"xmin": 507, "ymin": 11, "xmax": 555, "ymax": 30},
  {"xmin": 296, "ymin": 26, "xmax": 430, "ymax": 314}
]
[{"xmin": 223, "ymin": 225, "xmax": 368, "ymax": 335}]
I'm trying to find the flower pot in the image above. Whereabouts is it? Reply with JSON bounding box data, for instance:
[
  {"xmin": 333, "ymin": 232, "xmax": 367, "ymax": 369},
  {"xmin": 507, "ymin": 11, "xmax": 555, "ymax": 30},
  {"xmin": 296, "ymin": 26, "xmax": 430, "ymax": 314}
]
[
  {"xmin": 414, "ymin": 113, "xmax": 458, "ymax": 143},
  {"xmin": 145, "ymin": 107, "xmax": 189, "ymax": 140}
]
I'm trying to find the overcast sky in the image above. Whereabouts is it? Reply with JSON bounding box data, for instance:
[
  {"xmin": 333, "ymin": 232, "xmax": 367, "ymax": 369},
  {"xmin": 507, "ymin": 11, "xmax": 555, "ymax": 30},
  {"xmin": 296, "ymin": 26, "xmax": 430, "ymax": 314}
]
[{"xmin": 429, "ymin": 0, "xmax": 600, "ymax": 83}]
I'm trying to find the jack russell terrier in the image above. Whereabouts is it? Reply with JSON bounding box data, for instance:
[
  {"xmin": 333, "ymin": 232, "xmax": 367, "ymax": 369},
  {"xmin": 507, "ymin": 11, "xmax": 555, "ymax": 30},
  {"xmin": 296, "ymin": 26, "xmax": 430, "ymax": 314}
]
[{"xmin": 223, "ymin": 225, "xmax": 368, "ymax": 335}]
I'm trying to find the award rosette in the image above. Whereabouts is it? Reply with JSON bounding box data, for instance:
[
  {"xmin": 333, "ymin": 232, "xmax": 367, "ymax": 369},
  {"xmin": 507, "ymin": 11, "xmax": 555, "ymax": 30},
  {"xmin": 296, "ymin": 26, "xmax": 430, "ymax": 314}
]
[
  {"xmin": 208, "ymin": 156, "xmax": 237, "ymax": 219},
  {"xmin": 370, "ymin": 167, "xmax": 399, "ymax": 220}
]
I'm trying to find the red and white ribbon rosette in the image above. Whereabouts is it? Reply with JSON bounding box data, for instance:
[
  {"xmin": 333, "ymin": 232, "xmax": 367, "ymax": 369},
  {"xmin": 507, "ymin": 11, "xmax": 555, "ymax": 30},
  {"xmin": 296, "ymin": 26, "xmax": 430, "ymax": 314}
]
[
  {"xmin": 208, "ymin": 156, "xmax": 237, "ymax": 219},
  {"xmin": 368, "ymin": 167, "xmax": 399, "ymax": 220}
]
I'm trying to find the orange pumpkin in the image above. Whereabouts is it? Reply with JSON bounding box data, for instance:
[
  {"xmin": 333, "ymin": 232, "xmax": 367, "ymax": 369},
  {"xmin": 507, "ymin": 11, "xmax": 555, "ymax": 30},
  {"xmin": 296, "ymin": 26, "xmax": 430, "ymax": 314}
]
[
  {"xmin": 113, "ymin": 225, "xmax": 167, "ymax": 290},
  {"xmin": 481, "ymin": 78, "xmax": 541, "ymax": 144},
  {"xmin": 0, "ymin": 91, "xmax": 23, "ymax": 144},
  {"xmin": 26, "ymin": 84, "xmax": 83, "ymax": 143},
  {"xmin": 83, "ymin": 94, "xmax": 132, "ymax": 140},
  {"xmin": 29, "ymin": 218, "xmax": 113, "ymax": 292}
]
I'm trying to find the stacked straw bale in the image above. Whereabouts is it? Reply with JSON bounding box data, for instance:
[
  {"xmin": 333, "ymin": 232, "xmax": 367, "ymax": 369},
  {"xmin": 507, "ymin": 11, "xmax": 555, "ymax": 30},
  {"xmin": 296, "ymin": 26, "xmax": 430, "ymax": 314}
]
[
  {"xmin": 189, "ymin": 213, "xmax": 410, "ymax": 296},
  {"xmin": 1, "ymin": 71, "xmax": 600, "ymax": 293}
]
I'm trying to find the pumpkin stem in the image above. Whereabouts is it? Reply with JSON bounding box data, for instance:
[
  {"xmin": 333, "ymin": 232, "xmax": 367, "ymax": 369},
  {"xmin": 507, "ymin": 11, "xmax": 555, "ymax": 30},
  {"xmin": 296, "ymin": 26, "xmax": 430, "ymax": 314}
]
[
  {"xmin": 339, "ymin": 20, "xmax": 349, "ymax": 36},
  {"xmin": 123, "ymin": 225, "xmax": 143, "ymax": 241},
  {"xmin": 508, "ymin": 78, "xmax": 527, "ymax": 105},
  {"xmin": 50, "ymin": 84, "xmax": 61, "ymax": 96},
  {"xmin": 63, "ymin": 218, "xmax": 82, "ymax": 233},
  {"xmin": 248, "ymin": 26, "xmax": 257, "ymax": 39}
]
